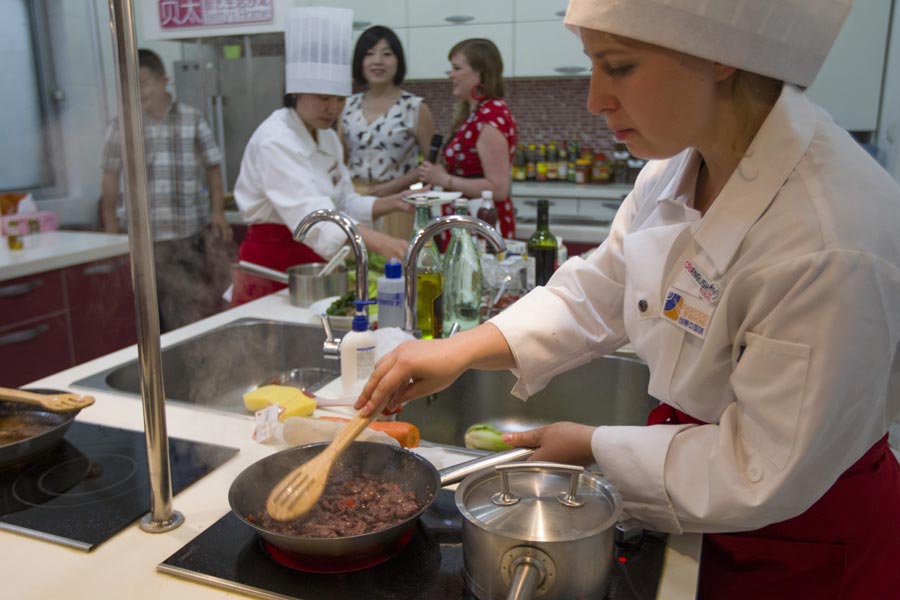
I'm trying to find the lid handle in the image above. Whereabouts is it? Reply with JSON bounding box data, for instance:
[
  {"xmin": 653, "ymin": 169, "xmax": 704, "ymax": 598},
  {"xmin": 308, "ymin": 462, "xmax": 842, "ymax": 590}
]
[{"xmin": 492, "ymin": 462, "xmax": 586, "ymax": 508}]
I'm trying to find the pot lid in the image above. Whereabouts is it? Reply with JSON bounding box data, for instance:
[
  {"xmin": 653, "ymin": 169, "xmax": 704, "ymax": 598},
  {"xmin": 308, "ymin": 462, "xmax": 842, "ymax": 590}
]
[{"xmin": 455, "ymin": 462, "xmax": 622, "ymax": 542}]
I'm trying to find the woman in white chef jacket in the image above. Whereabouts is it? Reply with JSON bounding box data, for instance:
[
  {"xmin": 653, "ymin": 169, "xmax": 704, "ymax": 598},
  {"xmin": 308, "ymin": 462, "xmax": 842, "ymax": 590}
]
[
  {"xmin": 357, "ymin": 0, "xmax": 900, "ymax": 597},
  {"xmin": 232, "ymin": 7, "xmax": 411, "ymax": 305}
]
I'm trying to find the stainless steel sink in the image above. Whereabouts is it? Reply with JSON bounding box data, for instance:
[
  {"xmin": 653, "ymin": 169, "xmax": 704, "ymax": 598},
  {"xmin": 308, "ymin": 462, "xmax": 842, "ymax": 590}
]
[
  {"xmin": 403, "ymin": 353, "xmax": 655, "ymax": 447},
  {"xmin": 75, "ymin": 318, "xmax": 656, "ymax": 446},
  {"xmin": 75, "ymin": 318, "xmax": 339, "ymax": 416}
]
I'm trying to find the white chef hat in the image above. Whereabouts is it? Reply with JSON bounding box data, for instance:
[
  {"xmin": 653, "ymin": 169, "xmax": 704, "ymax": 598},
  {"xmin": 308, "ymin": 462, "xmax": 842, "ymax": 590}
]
[
  {"xmin": 285, "ymin": 6, "xmax": 353, "ymax": 96},
  {"xmin": 564, "ymin": 0, "xmax": 853, "ymax": 87}
]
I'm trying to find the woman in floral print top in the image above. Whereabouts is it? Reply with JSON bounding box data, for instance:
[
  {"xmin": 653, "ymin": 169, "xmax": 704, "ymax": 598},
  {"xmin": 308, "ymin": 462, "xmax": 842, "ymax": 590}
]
[{"xmin": 417, "ymin": 38, "xmax": 518, "ymax": 242}]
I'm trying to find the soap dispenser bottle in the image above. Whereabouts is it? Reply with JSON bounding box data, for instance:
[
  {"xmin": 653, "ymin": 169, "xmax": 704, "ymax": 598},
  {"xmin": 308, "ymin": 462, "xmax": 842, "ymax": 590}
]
[{"xmin": 340, "ymin": 299, "xmax": 377, "ymax": 395}]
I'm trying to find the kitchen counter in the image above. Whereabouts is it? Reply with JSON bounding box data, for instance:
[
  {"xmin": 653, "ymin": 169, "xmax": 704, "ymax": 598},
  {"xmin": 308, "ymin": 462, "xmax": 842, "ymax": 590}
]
[
  {"xmin": 0, "ymin": 231, "xmax": 130, "ymax": 282},
  {"xmin": 512, "ymin": 181, "xmax": 632, "ymax": 201},
  {"xmin": 0, "ymin": 291, "xmax": 699, "ymax": 599}
]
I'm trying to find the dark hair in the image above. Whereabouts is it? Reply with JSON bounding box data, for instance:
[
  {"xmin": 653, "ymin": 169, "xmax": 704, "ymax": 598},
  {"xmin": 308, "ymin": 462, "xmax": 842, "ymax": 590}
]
[
  {"xmin": 283, "ymin": 93, "xmax": 298, "ymax": 109},
  {"xmin": 138, "ymin": 48, "xmax": 166, "ymax": 78},
  {"xmin": 352, "ymin": 26, "xmax": 406, "ymax": 86},
  {"xmin": 448, "ymin": 38, "xmax": 505, "ymax": 131}
]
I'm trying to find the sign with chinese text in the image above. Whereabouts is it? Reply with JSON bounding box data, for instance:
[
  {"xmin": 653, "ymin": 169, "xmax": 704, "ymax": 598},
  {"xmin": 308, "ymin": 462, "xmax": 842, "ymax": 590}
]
[{"xmin": 158, "ymin": 0, "xmax": 274, "ymax": 29}]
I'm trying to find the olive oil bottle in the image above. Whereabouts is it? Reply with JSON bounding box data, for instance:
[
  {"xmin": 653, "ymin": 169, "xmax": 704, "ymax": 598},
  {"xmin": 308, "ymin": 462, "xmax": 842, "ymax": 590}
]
[{"xmin": 410, "ymin": 199, "xmax": 443, "ymax": 338}]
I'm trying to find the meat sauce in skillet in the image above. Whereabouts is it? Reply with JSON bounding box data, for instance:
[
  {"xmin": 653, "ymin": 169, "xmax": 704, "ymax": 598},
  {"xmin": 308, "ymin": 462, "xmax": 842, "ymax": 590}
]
[{"xmin": 251, "ymin": 470, "xmax": 422, "ymax": 538}]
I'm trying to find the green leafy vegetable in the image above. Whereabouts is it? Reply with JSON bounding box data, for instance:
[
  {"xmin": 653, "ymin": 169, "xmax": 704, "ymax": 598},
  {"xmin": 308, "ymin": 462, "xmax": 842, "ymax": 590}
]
[
  {"xmin": 464, "ymin": 423, "xmax": 513, "ymax": 451},
  {"xmin": 326, "ymin": 291, "xmax": 355, "ymax": 316}
]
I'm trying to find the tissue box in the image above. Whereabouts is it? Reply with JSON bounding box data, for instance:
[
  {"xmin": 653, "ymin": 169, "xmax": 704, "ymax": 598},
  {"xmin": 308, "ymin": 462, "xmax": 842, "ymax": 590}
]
[{"xmin": 1, "ymin": 211, "xmax": 59, "ymax": 236}]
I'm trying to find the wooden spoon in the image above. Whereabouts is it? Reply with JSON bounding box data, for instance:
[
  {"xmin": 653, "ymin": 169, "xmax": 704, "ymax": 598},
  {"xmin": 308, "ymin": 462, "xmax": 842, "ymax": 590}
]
[
  {"xmin": 266, "ymin": 399, "xmax": 385, "ymax": 521},
  {"xmin": 0, "ymin": 387, "xmax": 95, "ymax": 412}
]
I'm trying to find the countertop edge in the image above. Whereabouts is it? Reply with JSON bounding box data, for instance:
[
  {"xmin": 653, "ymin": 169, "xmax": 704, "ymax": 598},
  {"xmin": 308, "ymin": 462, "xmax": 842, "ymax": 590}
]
[
  {"xmin": 0, "ymin": 231, "xmax": 130, "ymax": 282},
  {"xmin": 0, "ymin": 291, "xmax": 699, "ymax": 599}
]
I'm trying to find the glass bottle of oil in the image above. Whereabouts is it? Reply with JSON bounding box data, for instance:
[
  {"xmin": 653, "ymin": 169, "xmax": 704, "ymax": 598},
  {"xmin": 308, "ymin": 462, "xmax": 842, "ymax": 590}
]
[{"xmin": 410, "ymin": 198, "xmax": 443, "ymax": 338}]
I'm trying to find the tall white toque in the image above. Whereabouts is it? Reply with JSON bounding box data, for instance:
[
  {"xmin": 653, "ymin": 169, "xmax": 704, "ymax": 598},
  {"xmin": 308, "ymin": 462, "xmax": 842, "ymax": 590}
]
[
  {"xmin": 564, "ymin": 0, "xmax": 853, "ymax": 87},
  {"xmin": 285, "ymin": 6, "xmax": 353, "ymax": 96}
]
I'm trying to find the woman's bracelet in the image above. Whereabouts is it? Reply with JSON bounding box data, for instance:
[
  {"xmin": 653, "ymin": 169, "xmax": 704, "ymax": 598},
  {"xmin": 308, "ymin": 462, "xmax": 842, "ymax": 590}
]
[{"xmin": 446, "ymin": 174, "xmax": 453, "ymax": 189}]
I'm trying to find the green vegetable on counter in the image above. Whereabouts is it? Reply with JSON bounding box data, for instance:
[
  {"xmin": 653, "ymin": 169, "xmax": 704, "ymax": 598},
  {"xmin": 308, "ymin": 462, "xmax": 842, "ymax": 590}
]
[
  {"xmin": 326, "ymin": 291, "xmax": 356, "ymax": 316},
  {"xmin": 464, "ymin": 423, "xmax": 513, "ymax": 451}
]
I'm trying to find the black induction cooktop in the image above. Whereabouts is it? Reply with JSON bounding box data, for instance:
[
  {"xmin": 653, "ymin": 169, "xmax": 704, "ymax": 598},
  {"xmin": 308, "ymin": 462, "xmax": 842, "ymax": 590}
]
[
  {"xmin": 0, "ymin": 421, "xmax": 239, "ymax": 551},
  {"xmin": 159, "ymin": 489, "xmax": 667, "ymax": 600}
]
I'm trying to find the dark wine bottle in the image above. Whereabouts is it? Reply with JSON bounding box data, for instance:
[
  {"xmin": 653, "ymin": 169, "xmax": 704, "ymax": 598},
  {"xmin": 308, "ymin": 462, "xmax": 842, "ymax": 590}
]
[{"xmin": 527, "ymin": 199, "xmax": 558, "ymax": 287}]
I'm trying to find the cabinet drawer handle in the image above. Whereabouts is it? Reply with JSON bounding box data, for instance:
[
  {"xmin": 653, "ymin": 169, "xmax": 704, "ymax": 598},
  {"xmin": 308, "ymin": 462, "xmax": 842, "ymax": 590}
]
[
  {"xmin": 445, "ymin": 15, "xmax": 474, "ymax": 24},
  {"xmin": 554, "ymin": 66, "xmax": 587, "ymax": 74},
  {"xmin": 83, "ymin": 262, "xmax": 117, "ymax": 276},
  {"xmin": 352, "ymin": 20, "xmax": 371, "ymax": 29},
  {"xmin": 522, "ymin": 199, "xmax": 557, "ymax": 207},
  {"xmin": 0, "ymin": 278, "xmax": 43, "ymax": 298},
  {"xmin": 0, "ymin": 323, "xmax": 50, "ymax": 346}
]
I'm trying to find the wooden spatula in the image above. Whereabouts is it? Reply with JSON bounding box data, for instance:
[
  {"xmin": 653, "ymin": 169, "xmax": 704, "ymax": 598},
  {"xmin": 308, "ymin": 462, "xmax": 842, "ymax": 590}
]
[
  {"xmin": 0, "ymin": 387, "xmax": 95, "ymax": 412},
  {"xmin": 266, "ymin": 399, "xmax": 385, "ymax": 521}
]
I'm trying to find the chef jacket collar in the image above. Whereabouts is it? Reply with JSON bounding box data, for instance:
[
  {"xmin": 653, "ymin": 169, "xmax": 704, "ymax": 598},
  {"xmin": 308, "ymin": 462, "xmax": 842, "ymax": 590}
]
[{"xmin": 690, "ymin": 85, "xmax": 816, "ymax": 276}]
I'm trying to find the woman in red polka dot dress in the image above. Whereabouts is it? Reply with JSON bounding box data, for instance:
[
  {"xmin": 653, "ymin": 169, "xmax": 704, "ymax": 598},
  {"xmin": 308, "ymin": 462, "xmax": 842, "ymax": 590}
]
[{"xmin": 417, "ymin": 38, "xmax": 518, "ymax": 245}]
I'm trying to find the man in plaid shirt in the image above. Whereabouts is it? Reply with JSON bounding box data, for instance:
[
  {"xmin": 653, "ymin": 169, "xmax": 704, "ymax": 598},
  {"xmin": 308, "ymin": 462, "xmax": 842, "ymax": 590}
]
[{"xmin": 101, "ymin": 49, "xmax": 232, "ymax": 332}]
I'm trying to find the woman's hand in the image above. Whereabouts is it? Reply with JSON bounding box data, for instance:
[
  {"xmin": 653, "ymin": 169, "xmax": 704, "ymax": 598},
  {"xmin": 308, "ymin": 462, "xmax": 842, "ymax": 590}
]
[
  {"xmin": 416, "ymin": 160, "xmax": 449, "ymax": 188},
  {"xmin": 502, "ymin": 422, "xmax": 597, "ymax": 465},
  {"xmin": 355, "ymin": 324, "xmax": 517, "ymax": 417},
  {"xmin": 365, "ymin": 230, "xmax": 409, "ymax": 263},
  {"xmin": 372, "ymin": 194, "xmax": 415, "ymax": 219},
  {"xmin": 355, "ymin": 338, "xmax": 468, "ymax": 416}
]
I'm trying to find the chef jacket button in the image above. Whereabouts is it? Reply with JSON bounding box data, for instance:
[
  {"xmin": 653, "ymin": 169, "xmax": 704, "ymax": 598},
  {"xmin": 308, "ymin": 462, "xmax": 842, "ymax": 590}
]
[
  {"xmin": 747, "ymin": 465, "xmax": 763, "ymax": 483},
  {"xmin": 638, "ymin": 299, "xmax": 648, "ymax": 313}
]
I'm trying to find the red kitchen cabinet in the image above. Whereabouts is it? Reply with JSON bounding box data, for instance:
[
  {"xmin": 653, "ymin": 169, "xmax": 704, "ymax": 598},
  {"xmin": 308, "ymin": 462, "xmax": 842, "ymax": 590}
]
[
  {"xmin": 0, "ymin": 312, "xmax": 74, "ymax": 387},
  {"xmin": 0, "ymin": 270, "xmax": 67, "ymax": 327},
  {"xmin": 64, "ymin": 256, "xmax": 137, "ymax": 364}
]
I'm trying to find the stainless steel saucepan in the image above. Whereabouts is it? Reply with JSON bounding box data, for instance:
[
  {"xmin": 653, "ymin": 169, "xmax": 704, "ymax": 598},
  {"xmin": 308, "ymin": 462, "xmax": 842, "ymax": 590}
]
[{"xmin": 236, "ymin": 260, "xmax": 348, "ymax": 308}]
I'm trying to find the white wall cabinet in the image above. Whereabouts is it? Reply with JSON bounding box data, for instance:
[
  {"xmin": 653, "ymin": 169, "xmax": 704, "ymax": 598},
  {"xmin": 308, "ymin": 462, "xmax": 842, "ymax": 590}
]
[
  {"xmin": 407, "ymin": 0, "xmax": 513, "ymax": 27},
  {"xmin": 406, "ymin": 23, "xmax": 514, "ymax": 80},
  {"xmin": 807, "ymin": 0, "xmax": 892, "ymax": 131},
  {"xmin": 513, "ymin": 21, "xmax": 587, "ymax": 77},
  {"xmin": 513, "ymin": 0, "xmax": 569, "ymax": 22},
  {"xmin": 311, "ymin": 0, "xmax": 407, "ymax": 31}
]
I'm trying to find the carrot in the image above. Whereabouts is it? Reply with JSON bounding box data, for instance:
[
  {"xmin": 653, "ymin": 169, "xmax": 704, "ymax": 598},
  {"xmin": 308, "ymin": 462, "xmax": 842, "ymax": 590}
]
[{"xmin": 319, "ymin": 417, "xmax": 420, "ymax": 448}]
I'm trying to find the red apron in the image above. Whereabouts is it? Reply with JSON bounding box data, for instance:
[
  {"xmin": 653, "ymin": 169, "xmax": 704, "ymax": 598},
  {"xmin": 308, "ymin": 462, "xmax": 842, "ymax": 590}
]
[
  {"xmin": 647, "ymin": 404, "xmax": 900, "ymax": 599},
  {"xmin": 231, "ymin": 224, "xmax": 325, "ymax": 306}
]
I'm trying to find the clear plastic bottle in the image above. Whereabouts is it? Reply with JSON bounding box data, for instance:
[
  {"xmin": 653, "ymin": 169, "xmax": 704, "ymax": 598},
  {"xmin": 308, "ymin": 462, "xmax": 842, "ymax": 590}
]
[
  {"xmin": 443, "ymin": 199, "xmax": 482, "ymax": 335},
  {"xmin": 376, "ymin": 258, "xmax": 405, "ymax": 329},
  {"xmin": 340, "ymin": 299, "xmax": 377, "ymax": 395},
  {"xmin": 410, "ymin": 198, "xmax": 443, "ymax": 339}
]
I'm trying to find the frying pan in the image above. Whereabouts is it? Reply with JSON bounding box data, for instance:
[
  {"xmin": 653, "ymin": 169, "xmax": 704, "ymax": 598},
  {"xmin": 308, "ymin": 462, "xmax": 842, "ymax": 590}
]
[
  {"xmin": 228, "ymin": 442, "xmax": 532, "ymax": 568},
  {"xmin": 0, "ymin": 389, "xmax": 81, "ymax": 469}
]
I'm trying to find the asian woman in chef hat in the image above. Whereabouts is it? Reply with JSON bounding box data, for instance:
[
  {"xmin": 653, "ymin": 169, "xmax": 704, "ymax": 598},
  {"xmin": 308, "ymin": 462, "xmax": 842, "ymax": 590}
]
[
  {"xmin": 231, "ymin": 7, "xmax": 412, "ymax": 305},
  {"xmin": 357, "ymin": 0, "xmax": 900, "ymax": 597}
]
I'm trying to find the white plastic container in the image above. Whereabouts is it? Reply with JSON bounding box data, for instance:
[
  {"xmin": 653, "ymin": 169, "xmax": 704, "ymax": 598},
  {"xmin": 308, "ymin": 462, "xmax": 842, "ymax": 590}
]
[
  {"xmin": 340, "ymin": 300, "xmax": 377, "ymax": 395},
  {"xmin": 377, "ymin": 258, "xmax": 405, "ymax": 329}
]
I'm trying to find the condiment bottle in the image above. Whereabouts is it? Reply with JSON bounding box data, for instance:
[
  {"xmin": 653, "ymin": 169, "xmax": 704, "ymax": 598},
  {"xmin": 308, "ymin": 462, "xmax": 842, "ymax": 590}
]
[
  {"xmin": 340, "ymin": 299, "xmax": 377, "ymax": 395},
  {"xmin": 526, "ymin": 199, "xmax": 558, "ymax": 288},
  {"xmin": 376, "ymin": 258, "xmax": 405, "ymax": 329},
  {"xmin": 410, "ymin": 198, "xmax": 443, "ymax": 339}
]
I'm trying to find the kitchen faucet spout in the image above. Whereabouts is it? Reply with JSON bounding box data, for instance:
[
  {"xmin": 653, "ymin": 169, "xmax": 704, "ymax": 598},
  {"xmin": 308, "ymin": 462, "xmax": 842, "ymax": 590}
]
[
  {"xmin": 404, "ymin": 215, "xmax": 506, "ymax": 334},
  {"xmin": 294, "ymin": 210, "xmax": 368, "ymax": 358},
  {"xmin": 293, "ymin": 209, "xmax": 368, "ymax": 303}
]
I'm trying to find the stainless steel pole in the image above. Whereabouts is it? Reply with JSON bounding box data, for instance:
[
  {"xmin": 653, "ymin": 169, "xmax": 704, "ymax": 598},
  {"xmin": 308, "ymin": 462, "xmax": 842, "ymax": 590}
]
[{"xmin": 107, "ymin": 0, "xmax": 183, "ymax": 533}]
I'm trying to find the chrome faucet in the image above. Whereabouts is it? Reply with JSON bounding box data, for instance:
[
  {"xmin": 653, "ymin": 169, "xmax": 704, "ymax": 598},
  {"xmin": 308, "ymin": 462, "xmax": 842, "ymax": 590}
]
[
  {"xmin": 294, "ymin": 209, "xmax": 368, "ymax": 357},
  {"xmin": 294, "ymin": 209, "xmax": 368, "ymax": 301},
  {"xmin": 405, "ymin": 215, "xmax": 506, "ymax": 334}
]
